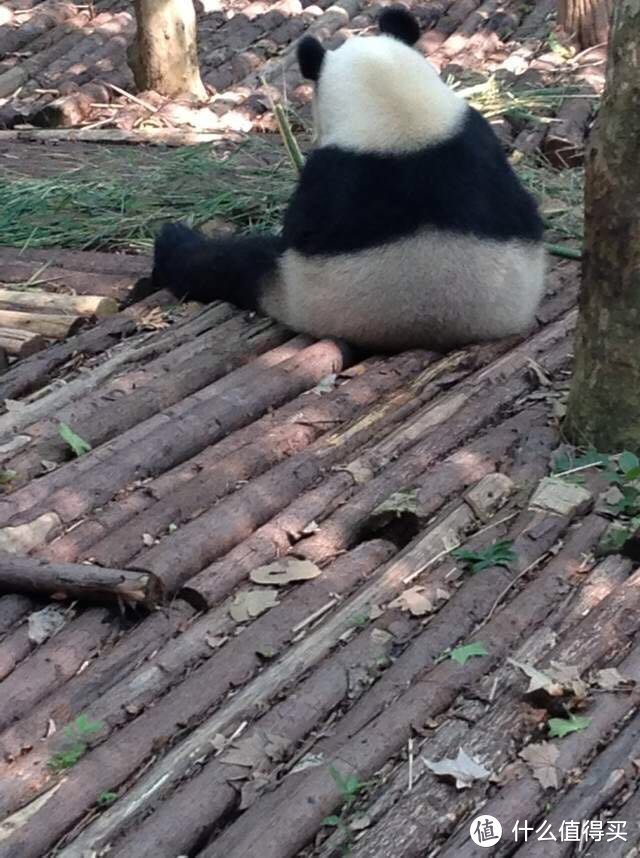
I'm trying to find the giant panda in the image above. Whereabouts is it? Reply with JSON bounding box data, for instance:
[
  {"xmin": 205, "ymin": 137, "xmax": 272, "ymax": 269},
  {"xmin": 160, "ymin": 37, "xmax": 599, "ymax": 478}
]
[{"xmin": 150, "ymin": 5, "xmax": 545, "ymax": 353}]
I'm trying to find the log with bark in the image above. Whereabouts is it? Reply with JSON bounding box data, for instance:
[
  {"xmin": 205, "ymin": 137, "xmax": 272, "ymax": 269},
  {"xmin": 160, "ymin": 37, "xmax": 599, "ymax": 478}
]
[
  {"xmin": 0, "ymin": 327, "xmax": 46, "ymax": 358},
  {"xmin": 0, "ymin": 309, "xmax": 85, "ymax": 340},
  {"xmin": 0, "ymin": 289, "xmax": 118, "ymax": 318},
  {"xmin": 0, "ymin": 553, "xmax": 163, "ymax": 608}
]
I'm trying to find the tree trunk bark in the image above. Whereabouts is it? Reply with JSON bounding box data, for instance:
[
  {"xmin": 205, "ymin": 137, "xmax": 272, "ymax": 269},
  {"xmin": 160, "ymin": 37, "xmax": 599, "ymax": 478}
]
[
  {"xmin": 130, "ymin": 0, "xmax": 206, "ymax": 99},
  {"xmin": 565, "ymin": 0, "xmax": 640, "ymax": 451},
  {"xmin": 558, "ymin": 0, "xmax": 613, "ymax": 48}
]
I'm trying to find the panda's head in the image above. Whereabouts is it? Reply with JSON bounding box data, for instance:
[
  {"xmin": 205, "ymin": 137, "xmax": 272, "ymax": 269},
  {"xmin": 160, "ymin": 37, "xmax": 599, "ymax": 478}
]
[{"xmin": 297, "ymin": 6, "xmax": 466, "ymax": 155}]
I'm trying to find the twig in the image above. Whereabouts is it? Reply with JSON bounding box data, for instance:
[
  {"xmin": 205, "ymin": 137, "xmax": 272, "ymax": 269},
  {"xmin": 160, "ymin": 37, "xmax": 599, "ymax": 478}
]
[
  {"xmin": 545, "ymin": 242, "xmax": 582, "ymax": 260},
  {"xmin": 408, "ymin": 737, "xmax": 414, "ymax": 792},
  {"xmin": 475, "ymin": 552, "xmax": 550, "ymax": 632},
  {"xmin": 403, "ymin": 511, "xmax": 520, "ymax": 585},
  {"xmin": 260, "ymin": 76, "xmax": 304, "ymax": 173},
  {"xmin": 105, "ymin": 82, "xmax": 157, "ymax": 114}
]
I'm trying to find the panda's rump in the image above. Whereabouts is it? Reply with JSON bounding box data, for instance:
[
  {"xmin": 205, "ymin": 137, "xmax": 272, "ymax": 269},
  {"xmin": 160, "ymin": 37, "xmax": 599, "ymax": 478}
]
[{"xmin": 264, "ymin": 231, "xmax": 545, "ymax": 352}]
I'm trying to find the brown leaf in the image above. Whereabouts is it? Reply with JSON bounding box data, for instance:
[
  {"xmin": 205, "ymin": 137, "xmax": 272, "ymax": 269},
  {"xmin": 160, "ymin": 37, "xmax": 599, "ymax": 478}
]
[
  {"xmin": 229, "ymin": 589, "xmax": 280, "ymax": 623},
  {"xmin": 520, "ymin": 741, "xmax": 559, "ymax": 789},
  {"xmin": 595, "ymin": 667, "xmax": 634, "ymax": 691},
  {"xmin": 250, "ymin": 558, "xmax": 322, "ymax": 586},
  {"xmin": 389, "ymin": 586, "xmax": 434, "ymax": 616},
  {"xmin": 422, "ymin": 748, "xmax": 491, "ymax": 789}
]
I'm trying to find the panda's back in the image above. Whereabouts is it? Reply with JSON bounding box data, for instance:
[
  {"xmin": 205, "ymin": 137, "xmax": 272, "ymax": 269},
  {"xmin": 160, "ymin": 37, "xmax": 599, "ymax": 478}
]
[{"xmin": 267, "ymin": 105, "xmax": 545, "ymax": 352}]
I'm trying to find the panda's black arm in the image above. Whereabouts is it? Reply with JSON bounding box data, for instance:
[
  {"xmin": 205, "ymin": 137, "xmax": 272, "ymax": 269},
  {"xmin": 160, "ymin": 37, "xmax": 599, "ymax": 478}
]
[{"xmin": 149, "ymin": 222, "xmax": 284, "ymax": 309}]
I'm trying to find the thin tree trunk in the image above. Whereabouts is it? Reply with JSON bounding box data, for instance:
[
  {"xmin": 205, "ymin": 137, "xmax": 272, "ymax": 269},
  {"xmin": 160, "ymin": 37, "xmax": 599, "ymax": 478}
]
[
  {"xmin": 558, "ymin": 0, "xmax": 613, "ymax": 48},
  {"xmin": 565, "ymin": 0, "xmax": 640, "ymax": 451},
  {"xmin": 130, "ymin": 0, "xmax": 206, "ymax": 99}
]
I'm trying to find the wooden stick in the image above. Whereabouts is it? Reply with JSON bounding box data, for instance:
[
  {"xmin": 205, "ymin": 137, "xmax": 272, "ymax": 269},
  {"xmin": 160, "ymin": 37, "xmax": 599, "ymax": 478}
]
[
  {"xmin": 0, "ymin": 327, "xmax": 46, "ymax": 357},
  {"xmin": 0, "ymin": 127, "xmax": 230, "ymax": 146},
  {"xmin": 0, "ymin": 309, "xmax": 84, "ymax": 339},
  {"xmin": 0, "ymin": 552, "xmax": 163, "ymax": 608},
  {"xmin": 0, "ymin": 289, "xmax": 118, "ymax": 318}
]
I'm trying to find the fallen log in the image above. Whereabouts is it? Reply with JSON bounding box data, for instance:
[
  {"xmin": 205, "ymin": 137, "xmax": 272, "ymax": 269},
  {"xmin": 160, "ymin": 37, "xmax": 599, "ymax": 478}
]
[
  {"xmin": 202, "ymin": 521, "xmax": 632, "ymax": 858},
  {"xmin": 0, "ymin": 309, "xmax": 85, "ymax": 340},
  {"xmin": 183, "ymin": 315, "xmax": 574, "ymax": 606},
  {"xmin": 6, "ymin": 314, "xmax": 289, "ymax": 482},
  {"xmin": 542, "ymin": 94, "xmax": 595, "ymax": 168},
  {"xmin": 0, "ymin": 127, "xmax": 231, "ymax": 146},
  {"xmin": 88, "ymin": 352, "xmax": 433, "ymax": 569},
  {"xmin": 0, "ymin": 246, "xmax": 149, "ymax": 277},
  {"xmin": 0, "ymin": 339, "xmax": 351, "ymax": 530},
  {"xmin": 437, "ymin": 604, "xmax": 640, "ymax": 858},
  {"xmin": 0, "ymin": 260, "xmax": 134, "ymax": 298},
  {"xmin": 0, "ymin": 553, "xmax": 162, "ymax": 609},
  {"xmin": 0, "ymin": 314, "xmax": 137, "ymax": 402},
  {"xmin": 0, "ymin": 327, "xmax": 45, "ymax": 357},
  {"xmin": 0, "ymin": 289, "xmax": 118, "ymax": 318},
  {"xmin": 0, "ymin": 607, "xmax": 115, "ymax": 732},
  {"xmin": 0, "ymin": 542, "xmax": 393, "ymax": 852}
]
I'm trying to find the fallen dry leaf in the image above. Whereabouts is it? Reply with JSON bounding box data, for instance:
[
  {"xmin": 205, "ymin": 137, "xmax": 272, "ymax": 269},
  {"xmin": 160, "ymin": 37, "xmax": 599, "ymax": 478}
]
[
  {"xmin": 229, "ymin": 589, "xmax": 280, "ymax": 623},
  {"xmin": 28, "ymin": 605, "xmax": 67, "ymax": 644},
  {"xmin": 422, "ymin": 748, "xmax": 491, "ymax": 789},
  {"xmin": 389, "ymin": 586, "xmax": 434, "ymax": 616},
  {"xmin": 508, "ymin": 659, "xmax": 563, "ymax": 696},
  {"xmin": 372, "ymin": 488, "xmax": 419, "ymax": 518},
  {"xmin": 520, "ymin": 741, "xmax": 560, "ymax": 789},
  {"xmin": 250, "ymin": 558, "xmax": 322, "ymax": 587},
  {"xmin": 595, "ymin": 667, "xmax": 634, "ymax": 691}
]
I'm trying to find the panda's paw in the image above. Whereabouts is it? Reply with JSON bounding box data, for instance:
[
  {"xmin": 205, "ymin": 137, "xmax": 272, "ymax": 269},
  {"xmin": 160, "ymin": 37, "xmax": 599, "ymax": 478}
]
[{"xmin": 152, "ymin": 222, "xmax": 204, "ymax": 291}]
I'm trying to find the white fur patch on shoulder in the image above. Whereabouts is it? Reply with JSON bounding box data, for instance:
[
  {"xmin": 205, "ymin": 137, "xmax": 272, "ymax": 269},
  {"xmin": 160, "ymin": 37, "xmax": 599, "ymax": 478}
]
[{"xmin": 314, "ymin": 35, "xmax": 467, "ymax": 154}]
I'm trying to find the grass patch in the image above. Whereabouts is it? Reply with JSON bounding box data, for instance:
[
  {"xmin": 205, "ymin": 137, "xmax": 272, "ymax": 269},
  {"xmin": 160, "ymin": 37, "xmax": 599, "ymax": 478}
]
[
  {"xmin": 0, "ymin": 79, "xmax": 589, "ymax": 253},
  {"xmin": 0, "ymin": 137, "xmax": 295, "ymax": 252}
]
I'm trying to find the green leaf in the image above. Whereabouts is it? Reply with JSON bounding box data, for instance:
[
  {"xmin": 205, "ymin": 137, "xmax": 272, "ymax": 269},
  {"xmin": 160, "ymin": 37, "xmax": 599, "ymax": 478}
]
[
  {"xmin": 552, "ymin": 449, "xmax": 610, "ymax": 476},
  {"xmin": 97, "ymin": 791, "xmax": 117, "ymax": 807},
  {"xmin": 0, "ymin": 469, "xmax": 16, "ymax": 485},
  {"xmin": 345, "ymin": 775, "xmax": 361, "ymax": 796},
  {"xmin": 323, "ymin": 816, "xmax": 341, "ymax": 827},
  {"xmin": 58, "ymin": 422, "xmax": 92, "ymax": 457},
  {"xmin": 619, "ymin": 451, "xmax": 640, "ymax": 476},
  {"xmin": 449, "ymin": 642, "xmax": 489, "ymax": 665},
  {"xmin": 453, "ymin": 540, "xmax": 516, "ymax": 573},
  {"xmin": 548, "ymin": 714, "xmax": 592, "ymax": 738},
  {"xmin": 328, "ymin": 765, "xmax": 349, "ymax": 794}
]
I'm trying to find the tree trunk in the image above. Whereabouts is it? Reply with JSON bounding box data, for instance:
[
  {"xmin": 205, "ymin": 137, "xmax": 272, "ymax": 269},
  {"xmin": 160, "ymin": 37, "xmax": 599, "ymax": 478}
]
[
  {"xmin": 564, "ymin": 0, "xmax": 640, "ymax": 451},
  {"xmin": 130, "ymin": 0, "xmax": 206, "ymax": 99},
  {"xmin": 558, "ymin": 0, "xmax": 613, "ymax": 48}
]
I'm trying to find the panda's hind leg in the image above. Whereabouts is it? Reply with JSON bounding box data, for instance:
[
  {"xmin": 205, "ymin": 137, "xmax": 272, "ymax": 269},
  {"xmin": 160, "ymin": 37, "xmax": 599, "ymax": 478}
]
[{"xmin": 149, "ymin": 222, "xmax": 284, "ymax": 310}]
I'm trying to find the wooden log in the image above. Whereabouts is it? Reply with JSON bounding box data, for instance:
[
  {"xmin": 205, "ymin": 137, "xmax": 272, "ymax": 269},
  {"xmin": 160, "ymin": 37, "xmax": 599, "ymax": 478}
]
[
  {"xmin": 0, "ymin": 327, "xmax": 46, "ymax": 358},
  {"xmin": 542, "ymin": 95, "xmax": 595, "ymax": 168},
  {"xmin": 0, "ymin": 127, "xmax": 230, "ymax": 146},
  {"xmin": 0, "ymin": 314, "xmax": 136, "ymax": 403},
  {"xmin": 0, "ymin": 260, "xmax": 134, "ymax": 299},
  {"xmin": 29, "ymin": 81, "xmax": 113, "ymax": 128},
  {"xmin": 436, "ymin": 583, "xmax": 640, "ymax": 858},
  {"xmin": 0, "ymin": 339, "xmax": 351, "ymax": 530},
  {"xmin": 0, "ymin": 593, "xmax": 33, "ymax": 636},
  {"xmin": 349, "ymin": 554, "xmax": 634, "ymax": 858},
  {"xmin": 6, "ymin": 315, "xmax": 289, "ymax": 483},
  {"xmin": 87, "ymin": 353, "xmax": 433, "ymax": 569},
  {"xmin": 0, "ymin": 542, "xmax": 393, "ymax": 849},
  {"xmin": 0, "ymin": 601, "xmax": 193, "ymax": 763},
  {"xmin": 0, "ymin": 608, "xmax": 114, "ymax": 732},
  {"xmin": 0, "ymin": 246, "xmax": 150, "ymax": 277},
  {"xmin": 0, "ymin": 309, "xmax": 84, "ymax": 340},
  {"xmin": 182, "ymin": 317, "xmax": 574, "ymax": 606},
  {"xmin": 0, "ymin": 289, "xmax": 118, "ymax": 318},
  {"xmin": 90, "ymin": 620, "xmax": 399, "ymax": 858},
  {"xmin": 0, "ymin": 553, "xmax": 162, "ymax": 608},
  {"xmin": 202, "ymin": 523, "xmax": 633, "ymax": 858}
]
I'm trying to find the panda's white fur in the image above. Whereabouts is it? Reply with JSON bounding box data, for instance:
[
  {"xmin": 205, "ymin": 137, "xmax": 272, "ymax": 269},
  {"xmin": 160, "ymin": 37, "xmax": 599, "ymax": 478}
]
[
  {"xmin": 312, "ymin": 34, "xmax": 467, "ymax": 154},
  {"xmin": 265, "ymin": 234, "xmax": 546, "ymax": 352},
  {"xmin": 151, "ymin": 6, "xmax": 546, "ymax": 354}
]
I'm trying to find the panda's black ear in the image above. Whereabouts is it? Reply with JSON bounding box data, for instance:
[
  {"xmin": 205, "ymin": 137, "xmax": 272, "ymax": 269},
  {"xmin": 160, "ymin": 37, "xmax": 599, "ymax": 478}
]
[
  {"xmin": 379, "ymin": 6, "xmax": 420, "ymax": 46},
  {"xmin": 297, "ymin": 36, "xmax": 326, "ymax": 82}
]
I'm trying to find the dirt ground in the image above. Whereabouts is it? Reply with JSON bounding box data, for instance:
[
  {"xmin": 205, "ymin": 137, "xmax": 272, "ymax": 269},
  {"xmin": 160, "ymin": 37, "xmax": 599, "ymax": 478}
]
[{"xmin": 2, "ymin": 1, "xmax": 639, "ymax": 857}]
